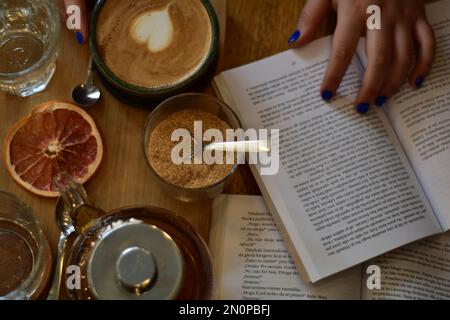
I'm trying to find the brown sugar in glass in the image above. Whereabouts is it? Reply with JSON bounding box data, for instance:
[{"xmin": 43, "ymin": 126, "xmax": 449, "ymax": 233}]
[
  {"xmin": 148, "ymin": 109, "xmax": 234, "ymax": 189},
  {"xmin": 144, "ymin": 94, "xmax": 242, "ymax": 202},
  {"xmin": 0, "ymin": 192, "xmax": 52, "ymax": 300}
]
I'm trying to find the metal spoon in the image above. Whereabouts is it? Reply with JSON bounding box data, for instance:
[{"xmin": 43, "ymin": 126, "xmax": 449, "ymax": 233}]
[
  {"xmin": 72, "ymin": 56, "xmax": 101, "ymax": 107},
  {"xmin": 47, "ymin": 197, "xmax": 75, "ymax": 300}
]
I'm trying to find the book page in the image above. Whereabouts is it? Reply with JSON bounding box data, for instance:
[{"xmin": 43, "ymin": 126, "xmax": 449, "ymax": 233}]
[
  {"xmin": 383, "ymin": 0, "xmax": 450, "ymax": 230},
  {"xmin": 362, "ymin": 232, "xmax": 450, "ymax": 300},
  {"xmin": 214, "ymin": 36, "xmax": 441, "ymax": 282},
  {"xmin": 209, "ymin": 195, "xmax": 362, "ymax": 300}
]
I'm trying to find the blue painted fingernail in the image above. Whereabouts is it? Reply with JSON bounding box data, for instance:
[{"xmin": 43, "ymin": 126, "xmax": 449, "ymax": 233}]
[
  {"xmin": 321, "ymin": 90, "xmax": 334, "ymax": 101},
  {"xmin": 357, "ymin": 103, "xmax": 370, "ymax": 114},
  {"xmin": 75, "ymin": 31, "xmax": 84, "ymax": 44},
  {"xmin": 415, "ymin": 76, "xmax": 425, "ymax": 88},
  {"xmin": 288, "ymin": 30, "xmax": 301, "ymax": 44},
  {"xmin": 375, "ymin": 96, "xmax": 387, "ymax": 107}
]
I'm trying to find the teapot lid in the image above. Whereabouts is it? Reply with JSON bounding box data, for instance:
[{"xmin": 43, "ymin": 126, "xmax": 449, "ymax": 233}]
[{"xmin": 86, "ymin": 221, "xmax": 184, "ymax": 300}]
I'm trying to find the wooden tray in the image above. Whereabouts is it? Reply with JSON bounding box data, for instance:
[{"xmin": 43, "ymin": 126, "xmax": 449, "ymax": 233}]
[{"xmin": 0, "ymin": 0, "xmax": 227, "ymax": 257}]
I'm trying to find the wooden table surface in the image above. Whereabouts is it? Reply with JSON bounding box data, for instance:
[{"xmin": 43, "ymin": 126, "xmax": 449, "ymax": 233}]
[
  {"xmin": 0, "ymin": 0, "xmax": 333, "ymax": 255},
  {"xmin": 223, "ymin": 0, "xmax": 335, "ymax": 196}
]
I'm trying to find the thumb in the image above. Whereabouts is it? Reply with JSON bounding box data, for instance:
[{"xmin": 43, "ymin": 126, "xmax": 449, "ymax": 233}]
[{"xmin": 288, "ymin": 0, "xmax": 332, "ymax": 47}]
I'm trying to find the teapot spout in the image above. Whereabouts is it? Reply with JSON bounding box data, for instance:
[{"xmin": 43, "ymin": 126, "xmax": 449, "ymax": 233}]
[{"xmin": 59, "ymin": 182, "xmax": 105, "ymax": 234}]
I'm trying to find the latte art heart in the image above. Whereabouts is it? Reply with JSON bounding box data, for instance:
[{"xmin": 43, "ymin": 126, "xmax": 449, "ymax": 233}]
[{"xmin": 131, "ymin": 6, "xmax": 174, "ymax": 53}]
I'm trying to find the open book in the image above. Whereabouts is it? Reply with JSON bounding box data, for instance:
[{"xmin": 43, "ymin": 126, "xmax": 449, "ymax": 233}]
[
  {"xmin": 213, "ymin": 0, "xmax": 450, "ymax": 282},
  {"xmin": 210, "ymin": 195, "xmax": 450, "ymax": 300}
]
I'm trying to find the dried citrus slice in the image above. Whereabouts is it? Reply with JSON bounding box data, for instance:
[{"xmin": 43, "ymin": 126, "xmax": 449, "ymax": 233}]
[{"xmin": 4, "ymin": 101, "xmax": 103, "ymax": 198}]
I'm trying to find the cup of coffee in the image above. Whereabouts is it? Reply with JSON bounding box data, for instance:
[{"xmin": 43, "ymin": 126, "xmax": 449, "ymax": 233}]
[{"xmin": 89, "ymin": 0, "xmax": 219, "ymax": 103}]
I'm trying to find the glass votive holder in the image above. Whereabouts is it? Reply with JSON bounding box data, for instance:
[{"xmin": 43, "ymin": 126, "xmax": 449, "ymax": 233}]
[
  {"xmin": 144, "ymin": 93, "xmax": 242, "ymax": 202},
  {"xmin": 0, "ymin": 191, "xmax": 52, "ymax": 300}
]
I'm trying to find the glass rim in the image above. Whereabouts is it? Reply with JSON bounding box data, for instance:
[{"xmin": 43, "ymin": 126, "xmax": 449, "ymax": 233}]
[
  {"xmin": 143, "ymin": 93, "xmax": 243, "ymax": 193},
  {"xmin": 0, "ymin": 191, "xmax": 46, "ymax": 300},
  {"xmin": 0, "ymin": 0, "xmax": 60, "ymax": 78}
]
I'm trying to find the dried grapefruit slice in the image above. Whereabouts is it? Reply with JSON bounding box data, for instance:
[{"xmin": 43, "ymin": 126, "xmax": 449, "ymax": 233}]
[{"xmin": 4, "ymin": 101, "xmax": 103, "ymax": 198}]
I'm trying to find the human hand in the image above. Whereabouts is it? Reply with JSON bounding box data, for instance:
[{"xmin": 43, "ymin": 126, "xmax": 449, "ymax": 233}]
[
  {"xmin": 58, "ymin": 0, "xmax": 88, "ymax": 44},
  {"xmin": 289, "ymin": 0, "xmax": 435, "ymax": 113}
]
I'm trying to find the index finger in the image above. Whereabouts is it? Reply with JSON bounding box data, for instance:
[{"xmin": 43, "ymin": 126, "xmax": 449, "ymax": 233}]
[{"xmin": 320, "ymin": 7, "xmax": 364, "ymax": 100}]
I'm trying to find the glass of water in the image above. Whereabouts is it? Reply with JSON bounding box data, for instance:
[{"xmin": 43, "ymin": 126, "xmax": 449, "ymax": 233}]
[{"xmin": 0, "ymin": 0, "xmax": 60, "ymax": 97}]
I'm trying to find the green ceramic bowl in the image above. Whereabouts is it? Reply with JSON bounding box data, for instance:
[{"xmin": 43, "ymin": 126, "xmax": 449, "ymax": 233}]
[{"xmin": 89, "ymin": 0, "xmax": 220, "ymax": 100}]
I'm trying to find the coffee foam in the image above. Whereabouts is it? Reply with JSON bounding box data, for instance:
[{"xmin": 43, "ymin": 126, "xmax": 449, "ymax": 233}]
[{"xmin": 96, "ymin": 0, "xmax": 213, "ymax": 89}]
